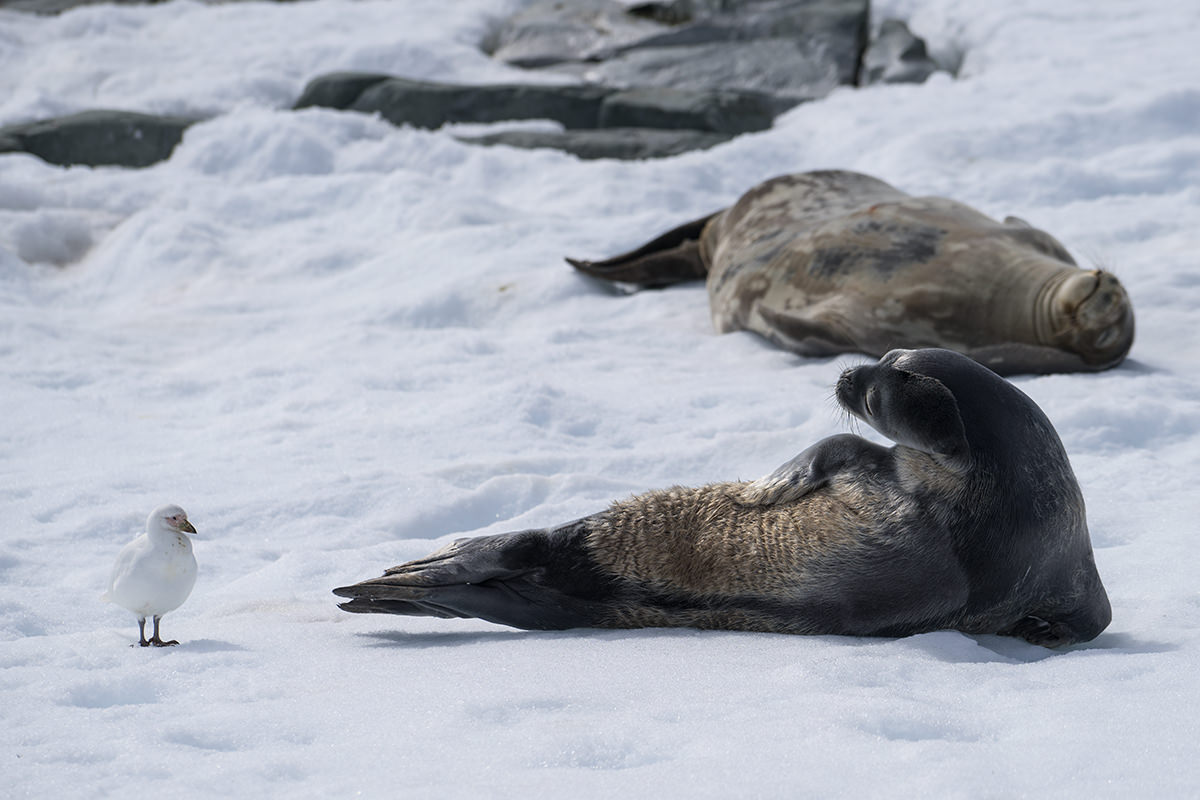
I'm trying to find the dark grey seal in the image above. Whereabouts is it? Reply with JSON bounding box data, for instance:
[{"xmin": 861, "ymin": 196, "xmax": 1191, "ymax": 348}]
[
  {"xmin": 335, "ymin": 348, "xmax": 1111, "ymax": 648},
  {"xmin": 567, "ymin": 170, "xmax": 1135, "ymax": 375}
]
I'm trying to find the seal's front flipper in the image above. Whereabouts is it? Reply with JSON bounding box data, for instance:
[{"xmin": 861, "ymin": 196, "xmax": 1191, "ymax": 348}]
[
  {"xmin": 1003, "ymin": 615, "xmax": 1076, "ymax": 648},
  {"xmin": 739, "ymin": 434, "xmax": 892, "ymax": 506},
  {"xmin": 967, "ymin": 342, "xmax": 1105, "ymax": 376},
  {"xmin": 566, "ymin": 212, "xmax": 717, "ymax": 288},
  {"xmin": 751, "ymin": 302, "xmax": 858, "ymax": 357},
  {"xmin": 333, "ymin": 521, "xmax": 617, "ymax": 631}
]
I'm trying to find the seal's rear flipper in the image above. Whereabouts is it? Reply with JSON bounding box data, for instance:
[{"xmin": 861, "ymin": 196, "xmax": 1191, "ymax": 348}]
[
  {"xmin": 333, "ymin": 521, "xmax": 617, "ymax": 631},
  {"xmin": 566, "ymin": 212, "xmax": 717, "ymax": 288}
]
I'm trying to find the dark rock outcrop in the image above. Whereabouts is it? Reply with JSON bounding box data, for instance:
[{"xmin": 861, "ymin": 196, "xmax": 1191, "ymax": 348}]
[
  {"xmin": 598, "ymin": 86, "xmax": 780, "ymax": 134},
  {"xmin": 292, "ymin": 72, "xmax": 393, "ymax": 112},
  {"xmin": 1, "ymin": 0, "xmax": 948, "ymax": 166},
  {"xmin": 407, "ymin": 0, "xmax": 943, "ymax": 159},
  {"xmin": 481, "ymin": 0, "xmax": 667, "ymax": 67},
  {"xmin": 487, "ymin": 0, "xmax": 869, "ymax": 100},
  {"xmin": 0, "ymin": 0, "xmax": 147, "ymax": 13},
  {"xmin": 334, "ymin": 77, "xmax": 613, "ymax": 131},
  {"xmin": 861, "ymin": 19, "xmax": 940, "ymax": 85},
  {"xmin": 290, "ymin": 0, "xmax": 877, "ymax": 160},
  {"xmin": 0, "ymin": 110, "xmax": 198, "ymax": 168},
  {"xmin": 458, "ymin": 127, "xmax": 734, "ymax": 160},
  {"xmin": 294, "ymin": 74, "xmax": 781, "ymax": 136}
]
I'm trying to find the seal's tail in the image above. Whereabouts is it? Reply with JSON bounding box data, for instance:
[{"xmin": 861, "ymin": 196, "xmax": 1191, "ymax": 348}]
[
  {"xmin": 333, "ymin": 520, "xmax": 617, "ymax": 631},
  {"xmin": 566, "ymin": 212, "xmax": 716, "ymax": 288}
]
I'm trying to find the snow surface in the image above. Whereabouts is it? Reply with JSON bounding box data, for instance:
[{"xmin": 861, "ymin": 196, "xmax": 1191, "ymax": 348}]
[{"xmin": 2, "ymin": 0, "xmax": 1199, "ymax": 796}]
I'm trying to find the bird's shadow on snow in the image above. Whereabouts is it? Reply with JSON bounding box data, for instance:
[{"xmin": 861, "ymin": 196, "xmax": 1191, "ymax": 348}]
[{"xmin": 180, "ymin": 638, "xmax": 251, "ymax": 653}]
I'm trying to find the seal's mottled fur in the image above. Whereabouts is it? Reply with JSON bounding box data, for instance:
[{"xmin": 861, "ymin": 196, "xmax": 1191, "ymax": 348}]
[
  {"xmin": 568, "ymin": 170, "xmax": 1134, "ymax": 375},
  {"xmin": 335, "ymin": 348, "xmax": 1111, "ymax": 647}
]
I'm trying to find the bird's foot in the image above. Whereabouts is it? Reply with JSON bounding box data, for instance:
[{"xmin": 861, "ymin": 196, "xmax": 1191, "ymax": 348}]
[
  {"xmin": 135, "ymin": 639, "xmax": 151, "ymax": 648},
  {"xmin": 149, "ymin": 637, "xmax": 179, "ymax": 647}
]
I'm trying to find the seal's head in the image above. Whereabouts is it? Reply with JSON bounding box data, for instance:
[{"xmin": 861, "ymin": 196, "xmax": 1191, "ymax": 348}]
[
  {"xmin": 1040, "ymin": 269, "xmax": 1134, "ymax": 369},
  {"xmin": 836, "ymin": 349, "xmax": 971, "ymax": 469}
]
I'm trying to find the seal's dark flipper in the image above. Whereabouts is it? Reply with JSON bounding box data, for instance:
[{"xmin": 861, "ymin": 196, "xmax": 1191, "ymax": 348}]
[
  {"xmin": 739, "ymin": 434, "xmax": 894, "ymax": 506},
  {"xmin": 566, "ymin": 212, "xmax": 717, "ymax": 288},
  {"xmin": 1003, "ymin": 615, "xmax": 1075, "ymax": 648},
  {"xmin": 753, "ymin": 302, "xmax": 859, "ymax": 358},
  {"xmin": 966, "ymin": 342, "xmax": 1098, "ymax": 376},
  {"xmin": 333, "ymin": 521, "xmax": 616, "ymax": 631}
]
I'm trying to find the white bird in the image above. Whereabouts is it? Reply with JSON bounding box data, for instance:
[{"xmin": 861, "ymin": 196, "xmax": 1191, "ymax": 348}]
[{"xmin": 102, "ymin": 504, "xmax": 198, "ymax": 647}]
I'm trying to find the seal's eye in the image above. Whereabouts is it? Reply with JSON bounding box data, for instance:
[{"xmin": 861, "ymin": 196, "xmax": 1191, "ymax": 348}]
[{"xmin": 864, "ymin": 387, "xmax": 877, "ymax": 416}]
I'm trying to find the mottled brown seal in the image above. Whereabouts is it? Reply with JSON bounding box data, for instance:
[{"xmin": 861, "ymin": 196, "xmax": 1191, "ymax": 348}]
[
  {"xmin": 567, "ymin": 170, "xmax": 1134, "ymax": 375},
  {"xmin": 334, "ymin": 348, "xmax": 1111, "ymax": 648}
]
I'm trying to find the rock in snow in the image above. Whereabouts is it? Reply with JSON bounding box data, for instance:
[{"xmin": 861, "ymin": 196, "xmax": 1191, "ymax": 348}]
[
  {"xmin": 1, "ymin": 0, "xmax": 940, "ymax": 165},
  {"xmin": 0, "ymin": 110, "xmax": 198, "ymax": 168},
  {"xmin": 860, "ymin": 19, "xmax": 941, "ymax": 85}
]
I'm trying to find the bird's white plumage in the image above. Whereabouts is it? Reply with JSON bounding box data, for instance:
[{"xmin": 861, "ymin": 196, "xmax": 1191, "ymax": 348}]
[{"xmin": 103, "ymin": 504, "xmax": 197, "ymax": 623}]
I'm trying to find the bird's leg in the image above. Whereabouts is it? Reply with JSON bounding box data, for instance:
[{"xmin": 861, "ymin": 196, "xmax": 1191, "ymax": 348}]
[
  {"xmin": 136, "ymin": 617, "xmax": 151, "ymax": 647},
  {"xmin": 149, "ymin": 615, "xmax": 179, "ymax": 647}
]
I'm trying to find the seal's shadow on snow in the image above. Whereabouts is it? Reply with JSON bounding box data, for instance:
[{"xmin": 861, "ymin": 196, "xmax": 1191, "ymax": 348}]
[
  {"xmin": 357, "ymin": 628, "xmax": 1174, "ymax": 656},
  {"xmin": 1070, "ymin": 631, "xmax": 1177, "ymax": 654},
  {"xmin": 358, "ymin": 627, "xmax": 708, "ymax": 648},
  {"xmin": 956, "ymin": 631, "xmax": 1175, "ymax": 663},
  {"xmin": 1110, "ymin": 357, "xmax": 1158, "ymax": 375},
  {"xmin": 358, "ymin": 630, "xmax": 575, "ymax": 649}
]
